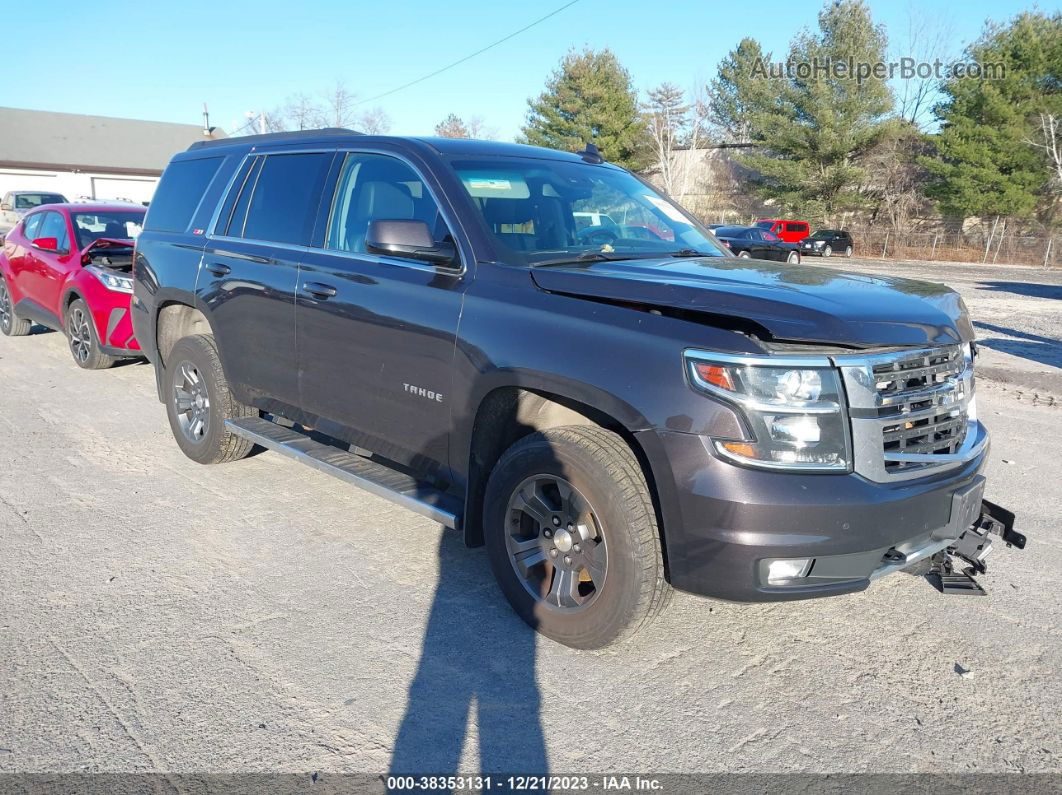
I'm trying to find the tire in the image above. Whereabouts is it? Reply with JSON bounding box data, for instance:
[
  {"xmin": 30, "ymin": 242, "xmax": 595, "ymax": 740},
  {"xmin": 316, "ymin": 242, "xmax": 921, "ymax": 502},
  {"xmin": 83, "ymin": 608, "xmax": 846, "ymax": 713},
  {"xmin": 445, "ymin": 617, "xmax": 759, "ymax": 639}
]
[
  {"xmin": 844, "ymin": 245, "xmax": 853, "ymax": 257},
  {"xmin": 0, "ymin": 276, "xmax": 31, "ymax": 337},
  {"xmin": 787, "ymin": 251, "xmax": 800, "ymax": 264},
  {"xmin": 738, "ymin": 250, "xmax": 751, "ymax": 259},
  {"xmin": 484, "ymin": 426, "xmax": 671, "ymax": 648},
  {"xmin": 66, "ymin": 299, "xmax": 116, "ymax": 370},
  {"xmin": 164, "ymin": 334, "xmax": 255, "ymax": 464},
  {"xmin": 823, "ymin": 245, "xmax": 832, "ymax": 258}
]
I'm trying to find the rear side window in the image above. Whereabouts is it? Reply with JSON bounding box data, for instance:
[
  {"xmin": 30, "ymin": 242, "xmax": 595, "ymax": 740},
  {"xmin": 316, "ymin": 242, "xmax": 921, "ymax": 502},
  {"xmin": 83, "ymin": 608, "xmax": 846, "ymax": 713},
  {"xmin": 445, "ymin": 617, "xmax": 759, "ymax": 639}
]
[
  {"xmin": 145, "ymin": 157, "xmax": 223, "ymax": 233},
  {"xmin": 786, "ymin": 222, "xmax": 807, "ymax": 233},
  {"xmin": 233, "ymin": 153, "xmax": 332, "ymax": 246}
]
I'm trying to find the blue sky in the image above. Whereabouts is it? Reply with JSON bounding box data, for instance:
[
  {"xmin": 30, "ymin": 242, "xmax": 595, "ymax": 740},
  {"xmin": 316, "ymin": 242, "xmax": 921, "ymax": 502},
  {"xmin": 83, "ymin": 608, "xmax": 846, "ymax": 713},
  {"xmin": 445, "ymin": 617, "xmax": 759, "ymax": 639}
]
[{"xmin": 5, "ymin": 0, "xmax": 1038, "ymax": 140}]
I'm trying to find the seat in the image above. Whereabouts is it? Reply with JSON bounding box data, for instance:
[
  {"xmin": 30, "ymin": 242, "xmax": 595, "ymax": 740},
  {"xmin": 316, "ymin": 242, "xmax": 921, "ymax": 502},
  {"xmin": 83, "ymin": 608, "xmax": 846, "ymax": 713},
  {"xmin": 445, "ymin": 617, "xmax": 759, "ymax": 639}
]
[
  {"xmin": 482, "ymin": 198, "xmax": 537, "ymax": 251},
  {"xmin": 345, "ymin": 181, "xmax": 415, "ymax": 253}
]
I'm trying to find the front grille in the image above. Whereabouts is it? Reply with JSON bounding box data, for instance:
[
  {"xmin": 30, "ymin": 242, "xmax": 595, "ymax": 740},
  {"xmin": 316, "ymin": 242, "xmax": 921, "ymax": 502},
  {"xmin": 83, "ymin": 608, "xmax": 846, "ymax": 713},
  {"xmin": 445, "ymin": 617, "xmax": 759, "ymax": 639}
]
[
  {"xmin": 837, "ymin": 344, "xmax": 981, "ymax": 482},
  {"xmin": 872, "ymin": 347, "xmax": 969, "ymax": 471}
]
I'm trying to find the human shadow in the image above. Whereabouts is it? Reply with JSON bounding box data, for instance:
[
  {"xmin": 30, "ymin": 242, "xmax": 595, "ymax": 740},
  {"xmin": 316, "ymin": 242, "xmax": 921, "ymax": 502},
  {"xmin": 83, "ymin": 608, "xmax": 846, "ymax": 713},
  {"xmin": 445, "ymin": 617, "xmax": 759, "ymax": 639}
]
[
  {"xmin": 388, "ymin": 531, "xmax": 547, "ymax": 778},
  {"xmin": 973, "ymin": 321, "xmax": 1062, "ymax": 370}
]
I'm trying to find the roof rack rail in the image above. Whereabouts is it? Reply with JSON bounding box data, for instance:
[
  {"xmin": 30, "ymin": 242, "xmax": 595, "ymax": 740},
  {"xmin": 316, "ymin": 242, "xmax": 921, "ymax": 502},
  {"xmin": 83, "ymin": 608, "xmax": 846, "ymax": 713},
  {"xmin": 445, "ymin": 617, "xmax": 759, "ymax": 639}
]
[{"xmin": 188, "ymin": 127, "xmax": 363, "ymax": 150}]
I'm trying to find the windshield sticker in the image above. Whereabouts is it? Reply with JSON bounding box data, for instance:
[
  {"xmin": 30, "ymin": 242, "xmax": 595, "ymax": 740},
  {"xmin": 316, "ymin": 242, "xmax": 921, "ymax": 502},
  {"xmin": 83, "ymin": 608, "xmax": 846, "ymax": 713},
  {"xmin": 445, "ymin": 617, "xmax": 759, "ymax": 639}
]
[
  {"xmin": 460, "ymin": 172, "xmax": 531, "ymax": 199},
  {"xmin": 643, "ymin": 194, "xmax": 689, "ymax": 224}
]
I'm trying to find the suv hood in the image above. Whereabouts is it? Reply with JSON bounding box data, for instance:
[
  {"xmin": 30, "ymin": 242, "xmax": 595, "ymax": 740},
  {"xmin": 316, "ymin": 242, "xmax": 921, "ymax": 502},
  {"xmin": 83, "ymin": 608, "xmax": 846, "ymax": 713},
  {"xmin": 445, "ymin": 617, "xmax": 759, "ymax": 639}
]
[{"xmin": 530, "ymin": 257, "xmax": 974, "ymax": 348}]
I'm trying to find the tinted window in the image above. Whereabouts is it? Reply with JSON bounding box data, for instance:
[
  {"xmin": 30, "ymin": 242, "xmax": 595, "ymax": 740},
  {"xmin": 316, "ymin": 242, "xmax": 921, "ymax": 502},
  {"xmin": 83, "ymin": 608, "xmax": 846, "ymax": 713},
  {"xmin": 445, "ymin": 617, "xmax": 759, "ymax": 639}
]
[
  {"xmin": 145, "ymin": 156, "xmax": 222, "ymax": 233},
  {"xmin": 326, "ymin": 153, "xmax": 448, "ymax": 255},
  {"xmin": 14, "ymin": 193, "xmax": 65, "ymax": 210},
  {"xmin": 23, "ymin": 213, "xmax": 45, "ymax": 240},
  {"xmin": 239, "ymin": 153, "xmax": 332, "ymax": 246},
  {"xmin": 785, "ymin": 222, "xmax": 807, "ymax": 233},
  {"xmin": 37, "ymin": 211, "xmax": 70, "ymax": 250},
  {"xmin": 714, "ymin": 226, "xmax": 747, "ymax": 236},
  {"xmin": 754, "ymin": 221, "xmax": 772, "ymax": 230},
  {"xmin": 762, "ymin": 230, "xmax": 781, "ymax": 242},
  {"xmin": 218, "ymin": 157, "xmax": 261, "ymax": 236}
]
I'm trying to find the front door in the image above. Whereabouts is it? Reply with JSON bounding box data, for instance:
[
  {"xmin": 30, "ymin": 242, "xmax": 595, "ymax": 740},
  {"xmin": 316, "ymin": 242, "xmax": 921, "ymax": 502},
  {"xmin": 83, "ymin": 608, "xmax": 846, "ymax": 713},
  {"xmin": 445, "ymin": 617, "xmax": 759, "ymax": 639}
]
[
  {"xmin": 295, "ymin": 151, "xmax": 467, "ymax": 479},
  {"xmin": 198, "ymin": 150, "xmax": 334, "ymax": 413},
  {"xmin": 29, "ymin": 210, "xmax": 76, "ymax": 314}
]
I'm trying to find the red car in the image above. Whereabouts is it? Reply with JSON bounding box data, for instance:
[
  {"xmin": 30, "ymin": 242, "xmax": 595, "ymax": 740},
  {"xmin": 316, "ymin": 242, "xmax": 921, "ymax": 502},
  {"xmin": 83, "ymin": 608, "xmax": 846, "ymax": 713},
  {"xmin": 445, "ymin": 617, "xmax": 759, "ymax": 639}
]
[
  {"xmin": 755, "ymin": 219, "xmax": 810, "ymax": 243},
  {"xmin": 0, "ymin": 203, "xmax": 145, "ymax": 369}
]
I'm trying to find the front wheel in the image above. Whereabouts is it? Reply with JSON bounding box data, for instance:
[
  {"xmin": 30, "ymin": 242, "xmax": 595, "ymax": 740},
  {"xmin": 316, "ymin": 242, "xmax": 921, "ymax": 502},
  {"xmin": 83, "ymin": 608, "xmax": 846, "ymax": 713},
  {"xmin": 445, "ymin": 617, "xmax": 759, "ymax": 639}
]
[
  {"xmin": 164, "ymin": 334, "xmax": 255, "ymax": 464},
  {"xmin": 787, "ymin": 251, "xmax": 800, "ymax": 264},
  {"xmin": 0, "ymin": 276, "xmax": 31, "ymax": 337},
  {"xmin": 823, "ymin": 245, "xmax": 832, "ymax": 258},
  {"xmin": 484, "ymin": 426, "xmax": 671, "ymax": 648},
  {"xmin": 66, "ymin": 299, "xmax": 116, "ymax": 370}
]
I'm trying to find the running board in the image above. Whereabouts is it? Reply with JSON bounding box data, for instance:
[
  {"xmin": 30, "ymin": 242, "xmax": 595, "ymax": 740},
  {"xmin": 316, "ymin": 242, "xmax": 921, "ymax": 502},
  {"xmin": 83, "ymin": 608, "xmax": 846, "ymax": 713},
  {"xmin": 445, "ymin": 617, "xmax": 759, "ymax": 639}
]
[{"xmin": 225, "ymin": 416, "xmax": 461, "ymax": 529}]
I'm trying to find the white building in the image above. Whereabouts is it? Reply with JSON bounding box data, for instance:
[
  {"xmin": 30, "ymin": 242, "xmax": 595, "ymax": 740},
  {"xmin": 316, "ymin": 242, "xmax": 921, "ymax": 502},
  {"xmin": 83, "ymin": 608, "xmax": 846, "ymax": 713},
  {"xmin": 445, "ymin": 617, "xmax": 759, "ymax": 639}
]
[{"xmin": 0, "ymin": 107, "xmax": 226, "ymax": 205}]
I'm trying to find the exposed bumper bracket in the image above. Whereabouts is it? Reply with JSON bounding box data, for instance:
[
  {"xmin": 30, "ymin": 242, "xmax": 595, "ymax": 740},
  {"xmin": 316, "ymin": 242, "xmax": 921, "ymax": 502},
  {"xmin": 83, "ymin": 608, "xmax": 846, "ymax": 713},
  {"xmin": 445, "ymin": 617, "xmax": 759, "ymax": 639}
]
[{"xmin": 928, "ymin": 499, "xmax": 1024, "ymax": 596}]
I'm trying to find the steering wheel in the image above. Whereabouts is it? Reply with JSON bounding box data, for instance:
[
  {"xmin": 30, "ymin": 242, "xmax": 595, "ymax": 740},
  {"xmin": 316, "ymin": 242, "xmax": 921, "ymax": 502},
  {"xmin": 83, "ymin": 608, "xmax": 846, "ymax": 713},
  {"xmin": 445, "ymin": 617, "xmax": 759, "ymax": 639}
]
[{"xmin": 579, "ymin": 227, "xmax": 619, "ymax": 246}]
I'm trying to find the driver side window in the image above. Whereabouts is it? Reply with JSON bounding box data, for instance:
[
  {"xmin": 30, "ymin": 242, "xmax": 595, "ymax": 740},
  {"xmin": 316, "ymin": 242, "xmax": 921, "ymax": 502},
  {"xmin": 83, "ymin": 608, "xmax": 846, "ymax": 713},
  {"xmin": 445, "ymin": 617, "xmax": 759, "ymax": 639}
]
[
  {"xmin": 23, "ymin": 213, "xmax": 44, "ymax": 241},
  {"xmin": 325, "ymin": 152, "xmax": 449, "ymax": 257},
  {"xmin": 37, "ymin": 212, "xmax": 70, "ymax": 252}
]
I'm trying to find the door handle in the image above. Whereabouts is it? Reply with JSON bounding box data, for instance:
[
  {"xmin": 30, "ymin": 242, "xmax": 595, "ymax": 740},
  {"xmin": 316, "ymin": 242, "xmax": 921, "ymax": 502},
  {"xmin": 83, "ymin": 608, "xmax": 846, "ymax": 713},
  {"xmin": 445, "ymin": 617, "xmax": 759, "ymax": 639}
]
[
  {"xmin": 206, "ymin": 263, "xmax": 231, "ymax": 276},
  {"xmin": 302, "ymin": 282, "xmax": 337, "ymax": 299}
]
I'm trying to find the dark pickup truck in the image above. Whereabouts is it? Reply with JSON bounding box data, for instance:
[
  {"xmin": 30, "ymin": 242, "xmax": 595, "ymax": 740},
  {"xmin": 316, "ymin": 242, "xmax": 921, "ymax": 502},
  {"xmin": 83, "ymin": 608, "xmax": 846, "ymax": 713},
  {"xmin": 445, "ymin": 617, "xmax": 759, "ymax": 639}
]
[{"xmin": 131, "ymin": 130, "xmax": 1023, "ymax": 648}]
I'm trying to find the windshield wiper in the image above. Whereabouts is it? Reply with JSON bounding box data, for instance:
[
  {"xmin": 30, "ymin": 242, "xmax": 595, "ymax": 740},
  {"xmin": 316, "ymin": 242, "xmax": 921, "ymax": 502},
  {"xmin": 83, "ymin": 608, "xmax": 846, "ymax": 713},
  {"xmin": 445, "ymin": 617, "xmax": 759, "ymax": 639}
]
[
  {"xmin": 533, "ymin": 251, "xmax": 645, "ymax": 267},
  {"xmin": 669, "ymin": 248, "xmax": 715, "ymax": 258}
]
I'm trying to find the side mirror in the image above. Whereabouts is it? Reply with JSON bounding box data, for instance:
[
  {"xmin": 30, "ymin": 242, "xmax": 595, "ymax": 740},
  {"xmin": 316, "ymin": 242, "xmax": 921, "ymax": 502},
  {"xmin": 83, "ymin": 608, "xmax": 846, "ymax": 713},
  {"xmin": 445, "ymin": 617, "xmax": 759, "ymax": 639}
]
[
  {"xmin": 32, "ymin": 236, "xmax": 59, "ymax": 252},
  {"xmin": 366, "ymin": 220, "xmax": 457, "ymax": 266},
  {"xmin": 0, "ymin": 203, "xmax": 11, "ymax": 211}
]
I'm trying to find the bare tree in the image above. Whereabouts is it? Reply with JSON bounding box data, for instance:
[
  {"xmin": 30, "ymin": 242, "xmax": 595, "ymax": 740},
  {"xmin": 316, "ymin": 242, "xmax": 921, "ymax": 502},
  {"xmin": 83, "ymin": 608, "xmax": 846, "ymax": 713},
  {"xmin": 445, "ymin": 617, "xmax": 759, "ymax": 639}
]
[
  {"xmin": 285, "ymin": 92, "xmax": 326, "ymax": 131},
  {"xmin": 321, "ymin": 80, "xmax": 359, "ymax": 128},
  {"xmin": 434, "ymin": 113, "xmax": 495, "ymax": 139},
  {"xmin": 1027, "ymin": 113, "xmax": 1062, "ymax": 190},
  {"xmin": 894, "ymin": 3, "xmax": 954, "ymax": 131},
  {"xmin": 354, "ymin": 106, "xmax": 390, "ymax": 135},
  {"xmin": 644, "ymin": 83, "xmax": 710, "ymax": 197}
]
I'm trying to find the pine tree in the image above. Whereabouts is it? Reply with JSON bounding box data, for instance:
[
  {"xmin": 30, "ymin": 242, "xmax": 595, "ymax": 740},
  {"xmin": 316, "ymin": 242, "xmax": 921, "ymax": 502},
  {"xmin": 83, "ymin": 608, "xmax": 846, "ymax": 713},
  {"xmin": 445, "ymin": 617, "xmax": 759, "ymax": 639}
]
[
  {"xmin": 922, "ymin": 11, "xmax": 1062, "ymax": 224},
  {"xmin": 519, "ymin": 48, "xmax": 651, "ymax": 170},
  {"xmin": 709, "ymin": 38, "xmax": 777, "ymax": 143},
  {"xmin": 724, "ymin": 0, "xmax": 894, "ymax": 222},
  {"xmin": 435, "ymin": 113, "xmax": 472, "ymax": 139}
]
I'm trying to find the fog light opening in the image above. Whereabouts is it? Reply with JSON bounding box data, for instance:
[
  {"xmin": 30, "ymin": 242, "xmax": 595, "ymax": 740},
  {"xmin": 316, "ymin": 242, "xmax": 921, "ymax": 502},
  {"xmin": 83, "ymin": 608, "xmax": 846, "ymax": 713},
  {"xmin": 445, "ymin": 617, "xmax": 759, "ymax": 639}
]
[{"xmin": 767, "ymin": 557, "xmax": 814, "ymax": 584}]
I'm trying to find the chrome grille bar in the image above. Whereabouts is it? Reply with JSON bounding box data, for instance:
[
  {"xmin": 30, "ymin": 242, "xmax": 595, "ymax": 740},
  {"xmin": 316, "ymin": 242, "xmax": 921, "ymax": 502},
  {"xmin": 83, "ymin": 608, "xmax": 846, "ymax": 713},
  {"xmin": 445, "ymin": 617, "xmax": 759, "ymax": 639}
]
[{"xmin": 834, "ymin": 344, "xmax": 987, "ymax": 482}]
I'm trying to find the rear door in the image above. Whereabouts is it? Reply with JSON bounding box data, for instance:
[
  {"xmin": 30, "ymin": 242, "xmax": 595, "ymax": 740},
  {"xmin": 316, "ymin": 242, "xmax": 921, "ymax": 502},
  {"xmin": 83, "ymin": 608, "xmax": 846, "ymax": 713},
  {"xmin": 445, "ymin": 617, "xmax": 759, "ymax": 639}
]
[
  {"xmin": 295, "ymin": 150, "xmax": 467, "ymax": 476},
  {"xmin": 199, "ymin": 150, "xmax": 333, "ymax": 413}
]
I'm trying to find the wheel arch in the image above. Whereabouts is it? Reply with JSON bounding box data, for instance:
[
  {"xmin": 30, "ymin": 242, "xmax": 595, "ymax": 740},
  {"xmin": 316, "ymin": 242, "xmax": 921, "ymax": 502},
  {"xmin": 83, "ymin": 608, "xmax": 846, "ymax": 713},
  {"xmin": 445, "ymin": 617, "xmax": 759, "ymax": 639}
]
[
  {"xmin": 155, "ymin": 299, "xmax": 217, "ymax": 369},
  {"xmin": 461, "ymin": 382, "xmax": 669, "ymax": 576}
]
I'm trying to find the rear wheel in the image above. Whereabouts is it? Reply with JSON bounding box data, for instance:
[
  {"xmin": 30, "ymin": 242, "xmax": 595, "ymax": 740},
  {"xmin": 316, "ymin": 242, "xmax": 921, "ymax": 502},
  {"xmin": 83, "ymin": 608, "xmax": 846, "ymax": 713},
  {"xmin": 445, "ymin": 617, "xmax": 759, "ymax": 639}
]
[
  {"xmin": 844, "ymin": 245, "xmax": 853, "ymax": 257},
  {"xmin": 484, "ymin": 426, "xmax": 671, "ymax": 648},
  {"xmin": 738, "ymin": 250, "xmax": 751, "ymax": 259},
  {"xmin": 66, "ymin": 299, "xmax": 116, "ymax": 370},
  {"xmin": 823, "ymin": 245, "xmax": 832, "ymax": 258},
  {"xmin": 164, "ymin": 334, "xmax": 255, "ymax": 464},
  {"xmin": 0, "ymin": 277, "xmax": 31, "ymax": 337}
]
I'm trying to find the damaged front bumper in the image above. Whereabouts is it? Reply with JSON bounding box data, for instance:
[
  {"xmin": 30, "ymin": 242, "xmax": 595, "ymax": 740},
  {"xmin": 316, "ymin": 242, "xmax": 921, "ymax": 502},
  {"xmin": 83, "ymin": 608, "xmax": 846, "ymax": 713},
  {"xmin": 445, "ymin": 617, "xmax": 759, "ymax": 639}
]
[{"xmin": 924, "ymin": 499, "xmax": 1026, "ymax": 595}]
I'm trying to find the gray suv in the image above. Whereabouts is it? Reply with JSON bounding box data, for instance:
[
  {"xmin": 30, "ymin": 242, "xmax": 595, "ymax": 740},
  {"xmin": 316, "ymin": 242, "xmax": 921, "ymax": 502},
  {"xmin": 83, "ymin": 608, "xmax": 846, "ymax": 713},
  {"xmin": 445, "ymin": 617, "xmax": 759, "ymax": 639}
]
[{"xmin": 130, "ymin": 131, "xmax": 1023, "ymax": 648}]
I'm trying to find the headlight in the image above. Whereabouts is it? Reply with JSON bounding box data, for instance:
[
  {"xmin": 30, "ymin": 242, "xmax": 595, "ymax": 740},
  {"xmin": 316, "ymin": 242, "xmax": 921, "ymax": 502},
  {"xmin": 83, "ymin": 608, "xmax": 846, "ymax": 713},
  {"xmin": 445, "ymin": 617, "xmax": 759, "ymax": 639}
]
[
  {"xmin": 685, "ymin": 352, "xmax": 850, "ymax": 471},
  {"xmin": 85, "ymin": 264, "xmax": 133, "ymax": 294}
]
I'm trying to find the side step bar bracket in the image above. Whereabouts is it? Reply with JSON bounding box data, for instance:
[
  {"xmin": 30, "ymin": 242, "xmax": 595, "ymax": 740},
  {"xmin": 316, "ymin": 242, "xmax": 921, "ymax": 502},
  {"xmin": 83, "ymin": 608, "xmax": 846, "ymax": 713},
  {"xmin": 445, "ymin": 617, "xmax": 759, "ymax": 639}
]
[{"xmin": 225, "ymin": 416, "xmax": 462, "ymax": 530}]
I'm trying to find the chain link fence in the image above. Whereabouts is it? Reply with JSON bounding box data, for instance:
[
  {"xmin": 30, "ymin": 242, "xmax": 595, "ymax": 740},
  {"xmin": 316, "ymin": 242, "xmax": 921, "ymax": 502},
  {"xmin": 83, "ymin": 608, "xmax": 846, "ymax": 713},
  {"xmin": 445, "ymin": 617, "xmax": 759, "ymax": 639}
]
[{"xmin": 848, "ymin": 228, "xmax": 1059, "ymax": 268}]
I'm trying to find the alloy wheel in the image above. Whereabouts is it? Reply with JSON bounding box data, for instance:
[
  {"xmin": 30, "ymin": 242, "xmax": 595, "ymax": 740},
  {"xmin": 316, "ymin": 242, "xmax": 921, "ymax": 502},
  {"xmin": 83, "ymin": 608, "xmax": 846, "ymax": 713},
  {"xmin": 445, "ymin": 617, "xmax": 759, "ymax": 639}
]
[
  {"xmin": 823, "ymin": 245, "xmax": 832, "ymax": 258},
  {"xmin": 845, "ymin": 246, "xmax": 853, "ymax": 257},
  {"xmin": 788, "ymin": 251, "xmax": 800, "ymax": 264},
  {"xmin": 173, "ymin": 361, "xmax": 211, "ymax": 443},
  {"xmin": 504, "ymin": 475, "xmax": 607, "ymax": 613},
  {"xmin": 68, "ymin": 306, "xmax": 93, "ymax": 364},
  {"xmin": 0, "ymin": 282, "xmax": 11, "ymax": 333}
]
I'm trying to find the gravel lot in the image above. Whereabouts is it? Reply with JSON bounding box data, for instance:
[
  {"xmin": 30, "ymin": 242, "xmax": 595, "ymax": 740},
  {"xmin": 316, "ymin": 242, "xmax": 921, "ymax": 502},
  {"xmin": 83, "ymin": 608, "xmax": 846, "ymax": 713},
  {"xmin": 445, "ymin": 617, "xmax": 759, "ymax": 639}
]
[{"xmin": 1, "ymin": 263, "xmax": 1060, "ymax": 778}]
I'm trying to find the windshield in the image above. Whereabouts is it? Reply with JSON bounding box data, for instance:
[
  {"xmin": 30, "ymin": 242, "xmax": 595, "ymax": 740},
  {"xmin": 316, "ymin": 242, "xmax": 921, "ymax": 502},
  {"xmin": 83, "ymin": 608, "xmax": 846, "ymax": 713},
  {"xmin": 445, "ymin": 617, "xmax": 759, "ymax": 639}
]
[
  {"xmin": 72, "ymin": 210, "xmax": 145, "ymax": 249},
  {"xmin": 450, "ymin": 158, "xmax": 728, "ymax": 264},
  {"xmin": 14, "ymin": 193, "xmax": 65, "ymax": 210}
]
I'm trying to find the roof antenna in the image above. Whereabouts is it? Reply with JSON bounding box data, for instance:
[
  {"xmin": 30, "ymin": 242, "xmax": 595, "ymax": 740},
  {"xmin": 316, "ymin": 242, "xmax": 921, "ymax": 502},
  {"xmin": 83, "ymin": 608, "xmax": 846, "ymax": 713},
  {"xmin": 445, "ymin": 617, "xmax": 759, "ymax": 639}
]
[
  {"xmin": 201, "ymin": 102, "xmax": 215, "ymax": 136},
  {"xmin": 576, "ymin": 142, "xmax": 604, "ymax": 164}
]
